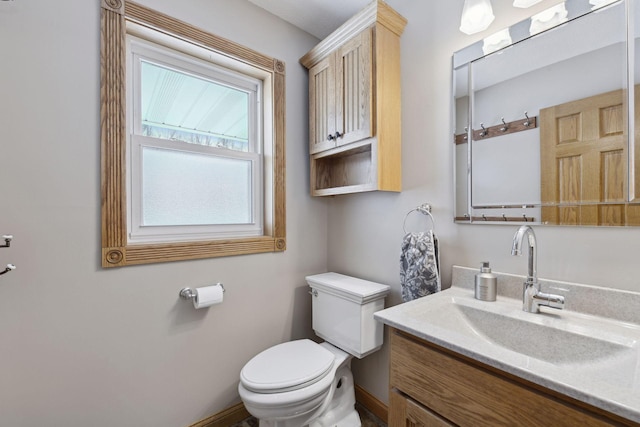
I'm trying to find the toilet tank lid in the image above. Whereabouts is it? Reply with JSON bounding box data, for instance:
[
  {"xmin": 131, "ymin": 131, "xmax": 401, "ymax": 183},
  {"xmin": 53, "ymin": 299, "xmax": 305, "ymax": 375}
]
[{"xmin": 306, "ymin": 272, "xmax": 390, "ymax": 303}]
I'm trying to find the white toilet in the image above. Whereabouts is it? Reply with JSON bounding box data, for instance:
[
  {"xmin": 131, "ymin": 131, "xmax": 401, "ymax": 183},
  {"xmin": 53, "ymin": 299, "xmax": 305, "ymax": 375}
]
[{"xmin": 238, "ymin": 272, "xmax": 390, "ymax": 427}]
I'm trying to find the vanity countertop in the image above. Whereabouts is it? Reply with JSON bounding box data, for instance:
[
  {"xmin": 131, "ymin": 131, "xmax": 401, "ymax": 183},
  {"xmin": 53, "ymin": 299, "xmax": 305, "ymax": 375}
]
[{"xmin": 375, "ymin": 266, "xmax": 640, "ymax": 423}]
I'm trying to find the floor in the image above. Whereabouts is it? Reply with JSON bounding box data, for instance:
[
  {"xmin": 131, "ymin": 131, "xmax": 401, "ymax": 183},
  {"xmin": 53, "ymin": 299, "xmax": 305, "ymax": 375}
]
[{"xmin": 231, "ymin": 403, "xmax": 387, "ymax": 427}]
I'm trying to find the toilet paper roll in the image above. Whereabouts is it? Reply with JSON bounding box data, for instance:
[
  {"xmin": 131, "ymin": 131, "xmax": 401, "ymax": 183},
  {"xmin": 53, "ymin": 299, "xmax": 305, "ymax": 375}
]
[{"xmin": 193, "ymin": 285, "xmax": 224, "ymax": 309}]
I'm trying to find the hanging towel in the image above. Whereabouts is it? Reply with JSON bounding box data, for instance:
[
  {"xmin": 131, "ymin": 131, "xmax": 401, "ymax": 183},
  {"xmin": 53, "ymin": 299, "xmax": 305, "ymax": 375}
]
[{"xmin": 400, "ymin": 230, "xmax": 441, "ymax": 302}]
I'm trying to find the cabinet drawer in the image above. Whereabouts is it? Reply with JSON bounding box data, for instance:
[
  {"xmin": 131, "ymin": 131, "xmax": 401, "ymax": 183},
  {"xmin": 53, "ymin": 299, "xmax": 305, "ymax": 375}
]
[
  {"xmin": 390, "ymin": 389, "xmax": 455, "ymax": 427},
  {"xmin": 390, "ymin": 329, "xmax": 626, "ymax": 427},
  {"xmin": 405, "ymin": 396, "xmax": 453, "ymax": 427}
]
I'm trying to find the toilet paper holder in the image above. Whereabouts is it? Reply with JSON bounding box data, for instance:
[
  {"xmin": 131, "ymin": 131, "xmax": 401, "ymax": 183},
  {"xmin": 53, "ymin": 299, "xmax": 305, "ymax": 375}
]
[{"xmin": 179, "ymin": 283, "xmax": 225, "ymax": 301}]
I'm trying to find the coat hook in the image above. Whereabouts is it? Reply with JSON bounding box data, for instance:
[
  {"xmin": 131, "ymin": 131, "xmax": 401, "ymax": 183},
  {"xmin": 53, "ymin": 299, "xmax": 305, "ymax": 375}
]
[
  {"xmin": 502, "ymin": 214, "xmax": 507, "ymax": 221},
  {"xmin": 464, "ymin": 127, "xmax": 468, "ymax": 140},
  {"xmin": 500, "ymin": 117, "xmax": 508, "ymax": 132},
  {"xmin": 0, "ymin": 235, "xmax": 12, "ymax": 249},
  {"xmin": 480, "ymin": 123, "xmax": 487, "ymax": 137},
  {"xmin": 0, "ymin": 264, "xmax": 16, "ymax": 276},
  {"xmin": 523, "ymin": 111, "xmax": 531, "ymax": 127}
]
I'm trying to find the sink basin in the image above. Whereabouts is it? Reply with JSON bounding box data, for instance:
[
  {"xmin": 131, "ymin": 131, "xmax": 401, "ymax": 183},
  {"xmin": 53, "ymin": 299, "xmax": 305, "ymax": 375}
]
[
  {"xmin": 401, "ymin": 292, "xmax": 638, "ymax": 368},
  {"xmin": 445, "ymin": 301, "xmax": 633, "ymax": 364}
]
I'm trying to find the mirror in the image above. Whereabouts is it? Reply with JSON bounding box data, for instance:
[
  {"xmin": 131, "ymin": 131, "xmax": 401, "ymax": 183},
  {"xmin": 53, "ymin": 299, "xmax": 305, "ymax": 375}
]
[{"xmin": 452, "ymin": 0, "xmax": 640, "ymax": 226}]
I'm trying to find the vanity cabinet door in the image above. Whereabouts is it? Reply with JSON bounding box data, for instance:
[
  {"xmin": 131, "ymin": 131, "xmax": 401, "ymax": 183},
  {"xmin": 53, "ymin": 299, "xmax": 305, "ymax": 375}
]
[{"xmin": 389, "ymin": 329, "xmax": 630, "ymax": 427}]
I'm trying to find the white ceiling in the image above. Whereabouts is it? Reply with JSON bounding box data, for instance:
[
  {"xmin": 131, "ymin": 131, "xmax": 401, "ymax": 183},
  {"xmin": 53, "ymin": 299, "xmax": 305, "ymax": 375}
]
[{"xmin": 246, "ymin": 0, "xmax": 372, "ymax": 39}]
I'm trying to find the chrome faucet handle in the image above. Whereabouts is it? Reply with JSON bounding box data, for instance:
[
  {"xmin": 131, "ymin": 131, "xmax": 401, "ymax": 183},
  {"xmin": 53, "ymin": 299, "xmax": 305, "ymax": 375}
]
[{"xmin": 525, "ymin": 287, "xmax": 565, "ymax": 313}]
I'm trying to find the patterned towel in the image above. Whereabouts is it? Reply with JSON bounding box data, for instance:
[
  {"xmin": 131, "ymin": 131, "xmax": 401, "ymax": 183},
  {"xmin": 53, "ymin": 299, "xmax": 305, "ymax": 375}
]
[{"xmin": 400, "ymin": 230, "xmax": 441, "ymax": 302}]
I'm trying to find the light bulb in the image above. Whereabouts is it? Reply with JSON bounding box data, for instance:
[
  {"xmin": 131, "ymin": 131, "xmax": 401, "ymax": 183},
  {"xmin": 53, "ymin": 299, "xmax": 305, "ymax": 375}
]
[
  {"xmin": 529, "ymin": 3, "xmax": 568, "ymax": 35},
  {"xmin": 589, "ymin": 0, "xmax": 617, "ymax": 10},
  {"xmin": 460, "ymin": 0, "xmax": 495, "ymax": 35},
  {"xmin": 482, "ymin": 28, "xmax": 512, "ymax": 54},
  {"xmin": 513, "ymin": 0, "xmax": 543, "ymax": 7}
]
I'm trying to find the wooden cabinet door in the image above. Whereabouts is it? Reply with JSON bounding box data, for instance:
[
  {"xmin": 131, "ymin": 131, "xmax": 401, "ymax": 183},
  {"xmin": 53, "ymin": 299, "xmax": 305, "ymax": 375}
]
[
  {"xmin": 390, "ymin": 329, "xmax": 625, "ymax": 426},
  {"xmin": 335, "ymin": 27, "xmax": 373, "ymax": 147},
  {"xmin": 540, "ymin": 89, "xmax": 632, "ymax": 225},
  {"xmin": 309, "ymin": 54, "xmax": 337, "ymax": 154}
]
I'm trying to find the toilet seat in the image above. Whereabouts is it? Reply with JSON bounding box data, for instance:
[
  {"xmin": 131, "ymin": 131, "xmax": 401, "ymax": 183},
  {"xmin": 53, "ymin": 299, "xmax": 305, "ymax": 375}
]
[{"xmin": 240, "ymin": 339, "xmax": 335, "ymax": 394}]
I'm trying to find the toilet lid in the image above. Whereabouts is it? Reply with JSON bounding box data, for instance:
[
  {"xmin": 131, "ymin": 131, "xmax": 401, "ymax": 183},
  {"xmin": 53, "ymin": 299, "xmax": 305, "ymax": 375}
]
[{"xmin": 240, "ymin": 339, "xmax": 335, "ymax": 393}]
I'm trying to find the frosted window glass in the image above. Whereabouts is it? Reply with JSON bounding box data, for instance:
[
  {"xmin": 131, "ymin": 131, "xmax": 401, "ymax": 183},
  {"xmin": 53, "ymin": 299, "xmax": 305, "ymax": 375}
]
[{"xmin": 141, "ymin": 147, "xmax": 252, "ymax": 226}]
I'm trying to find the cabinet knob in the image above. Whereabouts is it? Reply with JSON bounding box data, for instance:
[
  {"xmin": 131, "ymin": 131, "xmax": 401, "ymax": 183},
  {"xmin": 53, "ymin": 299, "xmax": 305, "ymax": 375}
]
[
  {"xmin": 327, "ymin": 134, "xmax": 334, "ymax": 141},
  {"xmin": 334, "ymin": 131, "xmax": 343, "ymax": 139}
]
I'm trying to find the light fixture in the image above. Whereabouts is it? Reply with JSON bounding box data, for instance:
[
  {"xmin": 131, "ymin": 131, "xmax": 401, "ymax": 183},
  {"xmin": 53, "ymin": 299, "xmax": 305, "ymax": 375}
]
[
  {"xmin": 460, "ymin": 0, "xmax": 495, "ymax": 35},
  {"xmin": 529, "ymin": 2, "xmax": 568, "ymax": 35},
  {"xmin": 482, "ymin": 28, "xmax": 512, "ymax": 55},
  {"xmin": 513, "ymin": 0, "xmax": 542, "ymax": 7},
  {"xmin": 589, "ymin": 0, "xmax": 617, "ymax": 10}
]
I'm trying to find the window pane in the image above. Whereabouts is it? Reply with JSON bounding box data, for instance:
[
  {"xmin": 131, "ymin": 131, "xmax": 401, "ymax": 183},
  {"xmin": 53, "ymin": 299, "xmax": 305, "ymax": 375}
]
[
  {"xmin": 141, "ymin": 60, "xmax": 250, "ymax": 152},
  {"xmin": 141, "ymin": 147, "xmax": 252, "ymax": 226}
]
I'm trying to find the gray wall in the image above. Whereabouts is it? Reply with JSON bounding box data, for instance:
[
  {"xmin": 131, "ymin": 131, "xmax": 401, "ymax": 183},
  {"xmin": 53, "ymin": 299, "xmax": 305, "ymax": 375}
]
[
  {"xmin": 0, "ymin": 1, "xmax": 324, "ymax": 426},
  {"xmin": 2, "ymin": 0, "xmax": 639, "ymax": 425},
  {"xmin": 331, "ymin": 0, "xmax": 640, "ymax": 405}
]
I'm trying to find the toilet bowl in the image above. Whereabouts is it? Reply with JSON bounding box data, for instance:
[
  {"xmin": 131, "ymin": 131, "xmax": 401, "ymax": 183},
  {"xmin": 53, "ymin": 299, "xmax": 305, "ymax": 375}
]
[
  {"xmin": 238, "ymin": 273, "xmax": 390, "ymax": 427},
  {"xmin": 238, "ymin": 341, "xmax": 356, "ymax": 427}
]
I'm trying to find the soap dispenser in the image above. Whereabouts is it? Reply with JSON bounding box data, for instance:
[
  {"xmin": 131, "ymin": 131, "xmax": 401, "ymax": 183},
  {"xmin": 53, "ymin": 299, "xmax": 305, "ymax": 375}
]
[{"xmin": 475, "ymin": 262, "xmax": 497, "ymax": 301}]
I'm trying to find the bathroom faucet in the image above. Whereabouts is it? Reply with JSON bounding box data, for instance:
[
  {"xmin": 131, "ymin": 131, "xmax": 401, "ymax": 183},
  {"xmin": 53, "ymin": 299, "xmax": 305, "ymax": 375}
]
[{"xmin": 510, "ymin": 225, "xmax": 565, "ymax": 313}]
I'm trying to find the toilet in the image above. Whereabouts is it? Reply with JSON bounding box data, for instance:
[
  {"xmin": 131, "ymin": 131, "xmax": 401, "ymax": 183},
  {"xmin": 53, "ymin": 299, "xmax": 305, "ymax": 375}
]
[{"xmin": 238, "ymin": 272, "xmax": 390, "ymax": 427}]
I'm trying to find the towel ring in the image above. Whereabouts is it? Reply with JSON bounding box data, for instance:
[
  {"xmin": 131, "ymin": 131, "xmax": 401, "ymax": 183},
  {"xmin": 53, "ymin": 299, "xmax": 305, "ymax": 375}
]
[{"xmin": 403, "ymin": 204, "xmax": 435, "ymax": 234}]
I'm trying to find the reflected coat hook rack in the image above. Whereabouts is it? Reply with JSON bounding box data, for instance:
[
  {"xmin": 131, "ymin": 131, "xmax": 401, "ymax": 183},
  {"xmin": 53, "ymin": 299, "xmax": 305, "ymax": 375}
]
[
  {"xmin": 454, "ymin": 112, "xmax": 538, "ymax": 144},
  {"xmin": 455, "ymin": 214, "xmax": 535, "ymax": 223}
]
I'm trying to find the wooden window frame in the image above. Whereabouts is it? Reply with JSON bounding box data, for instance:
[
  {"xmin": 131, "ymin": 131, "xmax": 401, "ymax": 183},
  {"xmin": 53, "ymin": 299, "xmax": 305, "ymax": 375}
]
[{"xmin": 100, "ymin": 0, "xmax": 286, "ymax": 268}]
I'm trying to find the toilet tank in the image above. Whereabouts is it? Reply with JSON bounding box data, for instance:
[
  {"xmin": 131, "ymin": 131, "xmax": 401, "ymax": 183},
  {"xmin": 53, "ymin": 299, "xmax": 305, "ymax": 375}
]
[{"xmin": 306, "ymin": 272, "xmax": 390, "ymax": 358}]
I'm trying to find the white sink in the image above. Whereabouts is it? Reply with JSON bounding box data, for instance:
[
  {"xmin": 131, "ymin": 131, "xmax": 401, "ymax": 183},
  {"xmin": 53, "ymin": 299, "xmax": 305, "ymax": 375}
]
[{"xmin": 416, "ymin": 296, "xmax": 637, "ymax": 365}]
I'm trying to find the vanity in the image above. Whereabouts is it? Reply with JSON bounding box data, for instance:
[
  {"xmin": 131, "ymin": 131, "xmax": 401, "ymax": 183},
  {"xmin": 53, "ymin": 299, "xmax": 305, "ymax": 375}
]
[
  {"xmin": 375, "ymin": 266, "xmax": 640, "ymax": 426},
  {"xmin": 387, "ymin": 1, "xmax": 640, "ymax": 423}
]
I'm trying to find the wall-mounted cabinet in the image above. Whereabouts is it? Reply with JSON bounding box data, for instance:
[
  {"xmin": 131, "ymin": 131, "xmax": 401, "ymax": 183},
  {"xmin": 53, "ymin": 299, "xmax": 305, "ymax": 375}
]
[{"xmin": 301, "ymin": 0, "xmax": 406, "ymax": 197}]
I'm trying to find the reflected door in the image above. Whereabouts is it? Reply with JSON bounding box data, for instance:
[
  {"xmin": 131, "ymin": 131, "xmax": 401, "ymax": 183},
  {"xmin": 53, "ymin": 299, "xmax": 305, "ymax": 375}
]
[{"xmin": 540, "ymin": 89, "xmax": 640, "ymax": 225}]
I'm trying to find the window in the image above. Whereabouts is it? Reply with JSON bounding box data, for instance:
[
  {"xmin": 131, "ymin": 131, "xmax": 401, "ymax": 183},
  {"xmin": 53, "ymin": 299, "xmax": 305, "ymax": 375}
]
[
  {"xmin": 100, "ymin": 1, "xmax": 286, "ymax": 267},
  {"xmin": 128, "ymin": 38, "xmax": 263, "ymax": 243}
]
